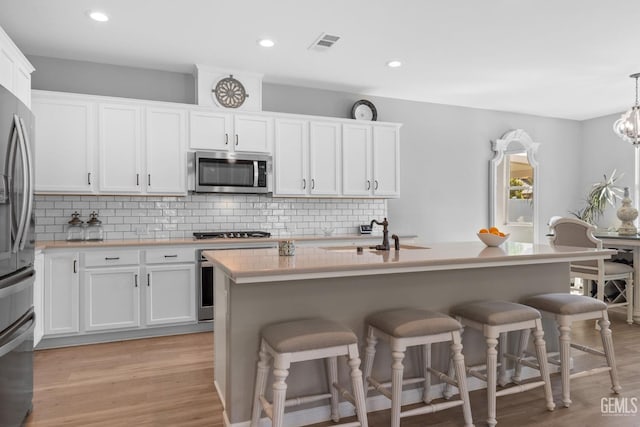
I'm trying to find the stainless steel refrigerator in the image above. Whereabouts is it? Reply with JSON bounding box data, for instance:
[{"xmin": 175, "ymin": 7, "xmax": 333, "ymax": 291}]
[{"xmin": 0, "ymin": 83, "xmax": 35, "ymax": 427}]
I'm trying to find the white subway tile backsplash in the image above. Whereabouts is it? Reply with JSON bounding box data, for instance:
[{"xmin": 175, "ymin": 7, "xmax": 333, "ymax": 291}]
[{"xmin": 34, "ymin": 194, "xmax": 386, "ymax": 241}]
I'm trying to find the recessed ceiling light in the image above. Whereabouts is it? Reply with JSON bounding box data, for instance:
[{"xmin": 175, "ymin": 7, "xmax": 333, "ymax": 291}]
[
  {"xmin": 258, "ymin": 39, "xmax": 275, "ymax": 48},
  {"xmin": 88, "ymin": 11, "xmax": 109, "ymax": 22},
  {"xmin": 386, "ymin": 60, "xmax": 402, "ymax": 68}
]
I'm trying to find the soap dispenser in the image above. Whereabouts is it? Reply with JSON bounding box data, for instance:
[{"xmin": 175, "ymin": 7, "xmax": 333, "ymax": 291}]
[
  {"xmin": 85, "ymin": 211, "xmax": 104, "ymax": 241},
  {"xmin": 66, "ymin": 211, "xmax": 84, "ymax": 241}
]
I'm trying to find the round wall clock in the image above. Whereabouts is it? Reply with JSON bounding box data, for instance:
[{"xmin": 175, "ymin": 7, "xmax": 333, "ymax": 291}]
[
  {"xmin": 212, "ymin": 75, "xmax": 248, "ymax": 108},
  {"xmin": 351, "ymin": 99, "xmax": 377, "ymax": 121}
]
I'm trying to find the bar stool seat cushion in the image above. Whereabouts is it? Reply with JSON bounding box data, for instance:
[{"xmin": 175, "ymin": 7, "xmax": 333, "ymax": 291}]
[
  {"xmin": 451, "ymin": 300, "xmax": 540, "ymax": 325},
  {"xmin": 261, "ymin": 318, "xmax": 357, "ymax": 353},
  {"xmin": 572, "ymin": 260, "xmax": 633, "ymax": 275},
  {"xmin": 367, "ymin": 308, "xmax": 461, "ymax": 337},
  {"xmin": 523, "ymin": 293, "xmax": 607, "ymax": 315}
]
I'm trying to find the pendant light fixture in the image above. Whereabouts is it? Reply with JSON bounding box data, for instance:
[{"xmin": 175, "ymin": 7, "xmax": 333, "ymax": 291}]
[{"xmin": 613, "ymin": 72, "xmax": 640, "ymax": 215}]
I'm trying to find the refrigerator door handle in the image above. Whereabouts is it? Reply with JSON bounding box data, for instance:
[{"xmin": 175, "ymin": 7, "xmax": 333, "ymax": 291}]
[
  {"xmin": 5, "ymin": 120, "xmax": 18, "ymax": 249},
  {"xmin": 0, "ymin": 309, "xmax": 35, "ymax": 359},
  {"xmin": 16, "ymin": 116, "xmax": 33, "ymax": 251},
  {"xmin": 0, "ymin": 269, "xmax": 34, "ymax": 299},
  {"xmin": 10, "ymin": 115, "xmax": 29, "ymax": 254}
]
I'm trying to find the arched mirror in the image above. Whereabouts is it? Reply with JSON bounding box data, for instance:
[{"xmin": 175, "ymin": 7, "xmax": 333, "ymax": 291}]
[{"xmin": 489, "ymin": 129, "xmax": 540, "ymax": 243}]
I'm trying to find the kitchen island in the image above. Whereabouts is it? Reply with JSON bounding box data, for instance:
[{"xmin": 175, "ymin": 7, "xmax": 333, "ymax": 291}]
[{"xmin": 204, "ymin": 241, "xmax": 615, "ymax": 427}]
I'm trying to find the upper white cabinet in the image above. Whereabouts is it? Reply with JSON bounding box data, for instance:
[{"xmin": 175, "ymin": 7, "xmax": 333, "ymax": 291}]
[
  {"xmin": 0, "ymin": 25, "xmax": 33, "ymax": 108},
  {"xmin": 98, "ymin": 103, "xmax": 143, "ymax": 193},
  {"xmin": 32, "ymin": 91, "xmax": 187, "ymax": 195},
  {"xmin": 189, "ymin": 109, "xmax": 272, "ymax": 153},
  {"xmin": 33, "ymin": 95, "xmax": 96, "ymax": 193},
  {"xmin": 145, "ymin": 107, "xmax": 186, "ymax": 194},
  {"xmin": 342, "ymin": 123, "xmax": 400, "ymax": 197},
  {"xmin": 274, "ymin": 119, "xmax": 341, "ymax": 197}
]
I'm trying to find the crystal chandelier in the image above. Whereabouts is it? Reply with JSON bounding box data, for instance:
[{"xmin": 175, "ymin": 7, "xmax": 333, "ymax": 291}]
[{"xmin": 613, "ymin": 73, "xmax": 640, "ymax": 145}]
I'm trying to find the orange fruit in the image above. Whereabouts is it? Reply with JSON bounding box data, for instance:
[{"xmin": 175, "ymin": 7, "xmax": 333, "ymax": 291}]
[
  {"xmin": 489, "ymin": 226, "xmax": 500, "ymax": 234},
  {"xmin": 499, "ymin": 232, "xmax": 505, "ymax": 237},
  {"xmin": 479, "ymin": 228, "xmax": 489, "ymax": 234}
]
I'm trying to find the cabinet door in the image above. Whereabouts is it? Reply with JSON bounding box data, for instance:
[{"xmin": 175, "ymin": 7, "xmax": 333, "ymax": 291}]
[
  {"xmin": 44, "ymin": 252, "xmax": 79, "ymax": 335},
  {"xmin": 33, "ymin": 97, "xmax": 96, "ymax": 193},
  {"xmin": 146, "ymin": 107, "xmax": 186, "ymax": 194},
  {"xmin": 342, "ymin": 124, "xmax": 372, "ymax": 196},
  {"xmin": 146, "ymin": 264, "xmax": 196, "ymax": 326},
  {"xmin": 274, "ymin": 118, "xmax": 308, "ymax": 196},
  {"xmin": 84, "ymin": 267, "xmax": 141, "ymax": 331},
  {"xmin": 372, "ymin": 125, "xmax": 400, "ymax": 197},
  {"xmin": 189, "ymin": 110, "xmax": 232, "ymax": 150},
  {"xmin": 98, "ymin": 103, "xmax": 143, "ymax": 193},
  {"xmin": 310, "ymin": 121, "xmax": 341, "ymax": 196},
  {"xmin": 234, "ymin": 114, "xmax": 272, "ymax": 153}
]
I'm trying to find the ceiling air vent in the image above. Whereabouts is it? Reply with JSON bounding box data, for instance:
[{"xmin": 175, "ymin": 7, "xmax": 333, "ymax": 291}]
[{"xmin": 309, "ymin": 33, "xmax": 341, "ymax": 51}]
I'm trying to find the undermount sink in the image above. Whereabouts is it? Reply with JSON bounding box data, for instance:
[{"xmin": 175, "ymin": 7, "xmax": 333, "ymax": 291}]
[{"xmin": 321, "ymin": 244, "xmax": 430, "ymax": 252}]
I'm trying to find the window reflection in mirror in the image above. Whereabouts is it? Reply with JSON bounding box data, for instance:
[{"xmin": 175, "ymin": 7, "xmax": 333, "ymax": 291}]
[{"xmin": 505, "ymin": 151, "xmax": 533, "ymax": 225}]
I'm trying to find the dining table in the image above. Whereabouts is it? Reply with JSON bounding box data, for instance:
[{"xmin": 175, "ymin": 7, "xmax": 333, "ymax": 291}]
[{"xmin": 594, "ymin": 231, "xmax": 640, "ymax": 324}]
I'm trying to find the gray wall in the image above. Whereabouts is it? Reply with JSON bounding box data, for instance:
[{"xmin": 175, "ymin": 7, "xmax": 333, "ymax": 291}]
[{"xmin": 28, "ymin": 56, "xmax": 586, "ymax": 243}]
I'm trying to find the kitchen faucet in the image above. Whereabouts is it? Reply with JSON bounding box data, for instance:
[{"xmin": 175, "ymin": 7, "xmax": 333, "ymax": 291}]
[{"xmin": 370, "ymin": 218, "xmax": 391, "ymax": 251}]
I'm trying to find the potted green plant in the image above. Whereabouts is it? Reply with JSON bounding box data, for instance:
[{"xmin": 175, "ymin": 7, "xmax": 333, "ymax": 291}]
[{"xmin": 570, "ymin": 170, "xmax": 623, "ymax": 225}]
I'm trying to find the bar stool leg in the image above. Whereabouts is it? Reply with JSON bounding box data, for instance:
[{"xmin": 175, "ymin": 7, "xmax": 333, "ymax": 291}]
[
  {"xmin": 362, "ymin": 327, "xmax": 377, "ymax": 397},
  {"xmin": 390, "ymin": 347, "xmax": 406, "ymax": 427},
  {"xmin": 626, "ymin": 277, "xmax": 634, "ymax": 325},
  {"xmin": 250, "ymin": 340, "xmax": 271, "ymax": 427},
  {"xmin": 498, "ymin": 332, "xmax": 508, "ymax": 387},
  {"xmin": 423, "ymin": 343, "xmax": 432, "ymax": 403},
  {"xmin": 512, "ymin": 329, "xmax": 530, "ymax": 383},
  {"xmin": 347, "ymin": 343, "xmax": 369, "ymax": 427},
  {"xmin": 451, "ymin": 330, "xmax": 474, "ymax": 427},
  {"xmin": 558, "ymin": 318, "xmax": 572, "ymax": 407},
  {"xmin": 485, "ymin": 334, "xmax": 499, "ymax": 427},
  {"xmin": 326, "ymin": 356, "xmax": 340, "ymax": 422},
  {"xmin": 532, "ymin": 319, "xmax": 555, "ymax": 411},
  {"xmin": 598, "ymin": 312, "xmax": 622, "ymax": 394},
  {"xmin": 272, "ymin": 357, "xmax": 291, "ymax": 427}
]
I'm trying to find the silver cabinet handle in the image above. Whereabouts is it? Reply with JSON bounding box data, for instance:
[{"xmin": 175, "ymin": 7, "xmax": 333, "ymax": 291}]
[
  {"xmin": 73, "ymin": 260, "xmax": 77, "ymax": 274},
  {"xmin": 147, "ymin": 273, "xmax": 150, "ymax": 287},
  {"xmin": 366, "ymin": 180, "xmax": 371, "ymax": 190},
  {"xmin": 164, "ymin": 254, "xmax": 178, "ymax": 258},
  {"xmin": 136, "ymin": 174, "xmax": 140, "ymax": 186},
  {"xmin": 311, "ymin": 179, "xmax": 315, "ymax": 189},
  {"xmin": 235, "ymin": 134, "xmax": 239, "ymax": 146},
  {"xmin": 88, "ymin": 172, "xmax": 92, "ymax": 185},
  {"xmin": 225, "ymin": 133, "xmax": 229, "ymax": 145},
  {"xmin": 374, "ymin": 180, "xmax": 379, "ymax": 190},
  {"xmin": 302, "ymin": 179, "xmax": 306, "ymax": 189},
  {"xmin": 148, "ymin": 174, "xmax": 151, "ymax": 186},
  {"xmin": 134, "ymin": 274, "xmax": 138, "ymax": 288},
  {"xmin": 105, "ymin": 257, "xmax": 120, "ymax": 260}
]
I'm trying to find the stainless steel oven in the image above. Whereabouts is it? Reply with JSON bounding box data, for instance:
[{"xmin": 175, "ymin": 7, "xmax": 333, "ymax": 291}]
[{"xmin": 197, "ymin": 250, "xmax": 214, "ymax": 321}]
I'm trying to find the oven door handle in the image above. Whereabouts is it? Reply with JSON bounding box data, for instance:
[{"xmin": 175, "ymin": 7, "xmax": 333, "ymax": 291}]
[{"xmin": 0, "ymin": 309, "xmax": 35, "ymax": 358}]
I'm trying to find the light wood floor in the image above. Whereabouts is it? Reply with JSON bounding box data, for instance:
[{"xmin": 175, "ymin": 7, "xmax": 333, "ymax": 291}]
[{"xmin": 26, "ymin": 314, "xmax": 640, "ymax": 427}]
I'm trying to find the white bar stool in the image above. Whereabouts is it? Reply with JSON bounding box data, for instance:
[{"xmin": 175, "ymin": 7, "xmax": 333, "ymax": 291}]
[
  {"xmin": 450, "ymin": 300, "xmax": 555, "ymax": 427},
  {"xmin": 250, "ymin": 318, "xmax": 368, "ymax": 427},
  {"xmin": 362, "ymin": 308, "xmax": 474, "ymax": 427},
  {"xmin": 521, "ymin": 293, "xmax": 621, "ymax": 408}
]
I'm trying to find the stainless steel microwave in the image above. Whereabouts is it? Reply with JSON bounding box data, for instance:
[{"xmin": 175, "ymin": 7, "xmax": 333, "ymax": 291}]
[{"xmin": 193, "ymin": 151, "xmax": 272, "ymax": 193}]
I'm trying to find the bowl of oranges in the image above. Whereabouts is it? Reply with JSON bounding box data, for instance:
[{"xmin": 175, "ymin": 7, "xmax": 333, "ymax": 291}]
[{"xmin": 477, "ymin": 227, "xmax": 509, "ymax": 247}]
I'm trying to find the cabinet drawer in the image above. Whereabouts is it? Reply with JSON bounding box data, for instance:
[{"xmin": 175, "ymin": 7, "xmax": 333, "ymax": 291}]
[
  {"xmin": 145, "ymin": 247, "xmax": 194, "ymax": 264},
  {"xmin": 84, "ymin": 250, "xmax": 140, "ymax": 267}
]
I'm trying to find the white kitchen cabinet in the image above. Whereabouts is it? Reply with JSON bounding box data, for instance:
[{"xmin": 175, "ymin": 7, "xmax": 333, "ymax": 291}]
[
  {"xmin": 98, "ymin": 103, "xmax": 143, "ymax": 193},
  {"xmin": 145, "ymin": 264, "xmax": 196, "ymax": 326},
  {"xmin": 145, "ymin": 107, "xmax": 186, "ymax": 194},
  {"xmin": 273, "ymin": 119, "xmax": 341, "ymax": 197},
  {"xmin": 0, "ymin": 25, "xmax": 33, "ymax": 108},
  {"xmin": 44, "ymin": 252, "xmax": 79, "ymax": 335},
  {"xmin": 274, "ymin": 118, "xmax": 308, "ymax": 196},
  {"xmin": 189, "ymin": 110, "xmax": 232, "ymax": 150},
  {"xmin": 33, "ymin": 251, "xmax": 44, "ymax": 347},
  {"xmin": 234, "ymin": 114, "xmax": 273, "ymax": 153},
  {"xmin": 342, "ymin": 123, "xmax": 400, "ymax": 197},
  {"xmin": 84, "ymin": 266, "xmax": 141, "ymax": 331},
  {"xmin": 32, "ymin": 95, "xmax": 96, "ymax": 193}
]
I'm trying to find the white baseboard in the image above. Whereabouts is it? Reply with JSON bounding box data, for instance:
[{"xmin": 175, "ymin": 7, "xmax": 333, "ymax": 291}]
[{"xmin": 223, "ymin": 366, "xmax": 556, "ymax": 427}]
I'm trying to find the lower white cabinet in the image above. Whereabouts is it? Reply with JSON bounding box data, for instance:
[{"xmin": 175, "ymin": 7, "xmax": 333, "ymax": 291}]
[
  {"xmin": 84, "ymin": 266, "xmax": 141, "ymax": 331},
  {"xmin": 146, "ymin": 264, "xmax": 196, "ymax": 326},
  {"xmin": 44, "ymin": 252, "xmax": 80, "ymax": 335}
]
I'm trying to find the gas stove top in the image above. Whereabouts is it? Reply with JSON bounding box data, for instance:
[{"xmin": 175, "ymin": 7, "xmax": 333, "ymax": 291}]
[{"xmin": 193, "ymin": 231, "xmax": 272, "ymax": 240}]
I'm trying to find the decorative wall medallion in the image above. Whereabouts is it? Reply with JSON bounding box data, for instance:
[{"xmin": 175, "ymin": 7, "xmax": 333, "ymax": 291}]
[{"xmin": 212, "ymin": 74, "xmax": 249, "ymax": 108}]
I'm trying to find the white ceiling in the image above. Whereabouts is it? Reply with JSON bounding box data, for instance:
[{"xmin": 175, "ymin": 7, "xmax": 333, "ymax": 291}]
[{"xmin": 2, "ymin": 0, "xmax": 640, "ymax": 120}]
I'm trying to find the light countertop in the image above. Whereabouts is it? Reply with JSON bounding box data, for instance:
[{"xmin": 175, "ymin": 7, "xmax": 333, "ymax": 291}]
[{"xmin": 203, "ymin": 241, "xmax": 616, "ymax": 283}]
